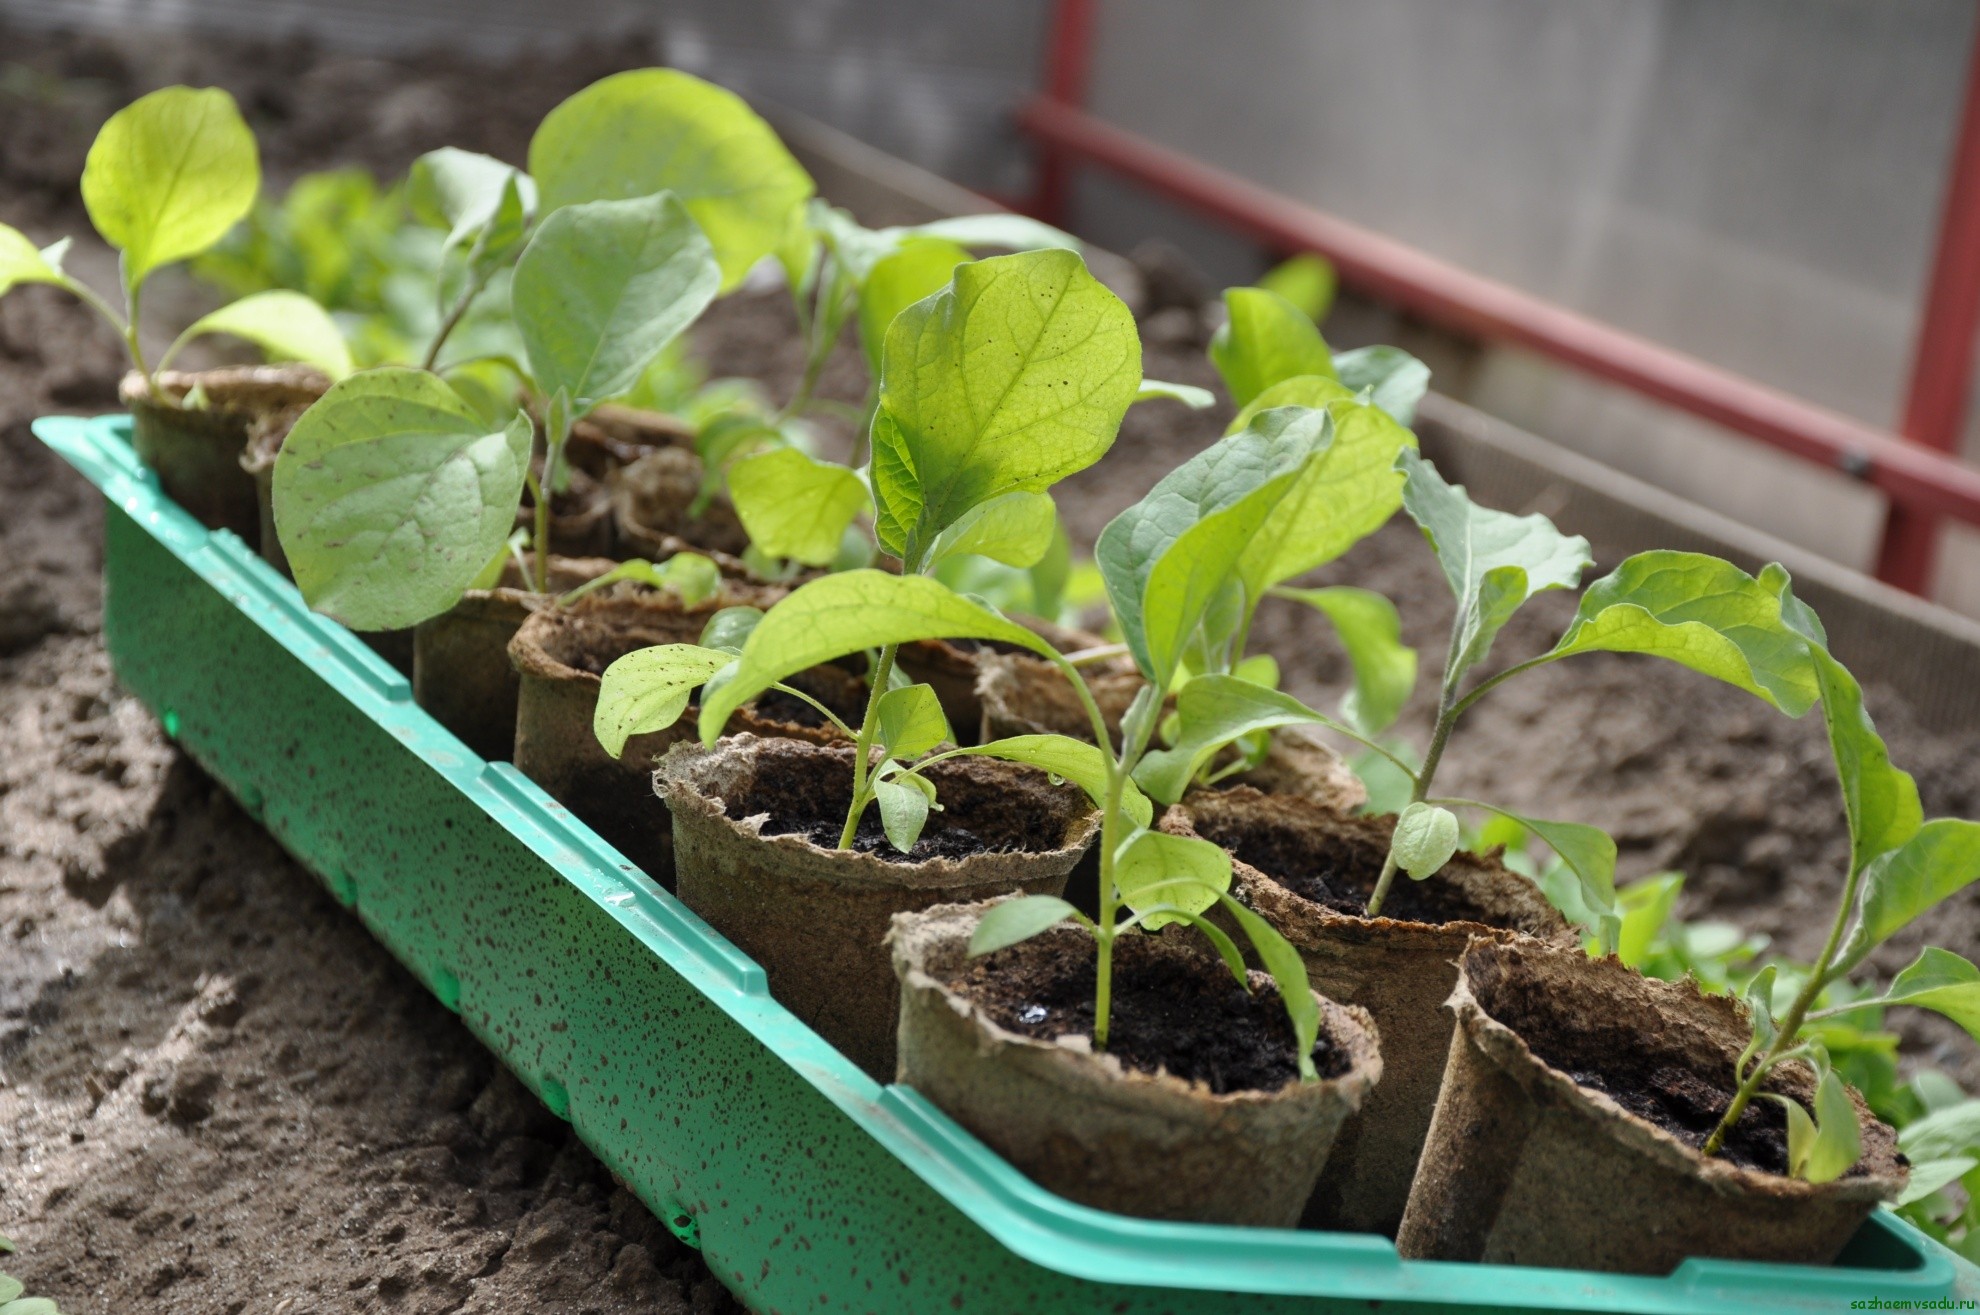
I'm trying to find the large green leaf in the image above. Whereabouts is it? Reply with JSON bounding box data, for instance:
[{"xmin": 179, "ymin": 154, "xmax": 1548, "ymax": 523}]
[
  {"xmin": 1441, "ymin": 798, "xmax": 1618, "ymax": 930},
  {"xmin": 1398, "ymin": 448, "xmax": 1590, "ymax": 682},
  {"xmin": 1209, "ymin": 286, "xmax": 1334, "ymax": 407},
  {"xmin": 1096, "ymin": 407, "xmax": 1324, "ymax": 687},
  {"xmin": 1271, "ymin": 586, "xmax": 1417, "ymax": 735},
  {"xmin": 593, "ymin": 644, "xmax": 735, "ymax": 757},
  {"xmin": 0, "ymin": 225, "xmax": 68, "ymax": 296},
  {"xmin": 1546, "ymin": 553, "xmax": 1821, "ymax": 715},
  {"xmin": 512, "ymin": 192, "xmax": 721, "ymax": 408},
  {"xmin": 1334, "ymin": 345, "xmax": 1431, "ymax": 427},
  {"xmin": 873, "ymin": 248, "xmax": 1139, "ymax": 559},
  {"xmin": 165, "ymin": 289, "xmax": 352, "ymax": 379},
  {"xmin": 1237, "ymin": 397, "xmax": 1415, "ymax": 600},
  {"xmin": 1848, "ymin": 820, "xmax": 1980, "ymax": 957},
  {"xmin": 1802, "ymin": 645, "xmax": 1923, "ymax": 880},
  {"xmin": 1115, "ymin": 827, "xmax": 1231, "ymax": 927},
  {"xmin": 952, "ymin": 734, "xmax": 1152, "ymax": 826},
  {"xmin": 924, "ymin": 491, "xmax": 1058, "ymax": 570},
  {"xmin": 696, "ymin": 571, "xmax": 1054, "ymax": 739},
  {"xmin": 81, "ymin": 85, "xmax": 259, "ymax": 280},
  {"xmin": 857, "ymin": 237, "xmax": 968, "ymax": 375},
  {"xmin": 1883, "ymin": 947, "xmax": 1980, "ymax": 1043},
  {"xmin": 727, "ymin": 448, "xmax": 871, "ymax": 566},
  {"xmin": 529, "ymin": 68, "xmax": 815, "ymax": 289},
  {"xmin": 273, "ymin": 369, "xmax": 532, "ymax": 631},
  {"xmin": 1134, "ymin": 675, "xmax": 1346, "ymax": 805}
]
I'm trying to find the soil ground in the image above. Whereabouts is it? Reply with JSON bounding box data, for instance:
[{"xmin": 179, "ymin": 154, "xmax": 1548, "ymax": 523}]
[{"xmin": 3, "ymin": 22, "xmax": 1979, "ymax": 1315}]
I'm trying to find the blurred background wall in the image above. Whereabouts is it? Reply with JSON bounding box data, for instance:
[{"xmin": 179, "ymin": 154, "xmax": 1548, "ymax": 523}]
[{"xmin": 7, "ymin": 0, "xmax": 1978, "ymax": 612}]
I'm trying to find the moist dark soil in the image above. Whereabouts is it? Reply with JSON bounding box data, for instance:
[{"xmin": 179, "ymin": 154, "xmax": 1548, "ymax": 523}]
[{"xmin": 954, "ymin": 928, "xmax": 1351, "ymax": 1092}]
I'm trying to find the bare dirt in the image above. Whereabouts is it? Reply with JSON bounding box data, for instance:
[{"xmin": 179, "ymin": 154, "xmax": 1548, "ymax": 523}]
[{"xmin": 3, "ymin": 20, "xmax": 1980, "ymax": 1315}]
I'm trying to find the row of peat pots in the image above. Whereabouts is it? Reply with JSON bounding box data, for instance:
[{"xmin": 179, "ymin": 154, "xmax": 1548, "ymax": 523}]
[{"xmin": 117, "ymin": 380, "xmax": 1913, "ymax": 1280}]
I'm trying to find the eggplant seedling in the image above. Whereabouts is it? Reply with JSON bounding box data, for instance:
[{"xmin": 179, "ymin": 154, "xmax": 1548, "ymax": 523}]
[
  {"xmin": 0, "ymin": 86, "xmax": 349, "ymax": 393},
  {"xmin": 1697, "ymin": 635, "xmax": 1980, "ymax": 1180}
]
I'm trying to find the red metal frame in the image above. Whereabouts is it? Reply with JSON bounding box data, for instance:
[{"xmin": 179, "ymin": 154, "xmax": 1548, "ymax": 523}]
[{"xmin": 1024, "ymin": 3, "xmax": 1980, "ymax": 595}]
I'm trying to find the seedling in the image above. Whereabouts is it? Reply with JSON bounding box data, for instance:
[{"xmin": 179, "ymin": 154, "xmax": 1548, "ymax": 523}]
[
  {"xmin": 1697, "ymin": 635, "xmax": 1980, "ymax": 1180},
  {"xmin": 0, "ymin": 86, "xmax": 349, "ymax": 393}
]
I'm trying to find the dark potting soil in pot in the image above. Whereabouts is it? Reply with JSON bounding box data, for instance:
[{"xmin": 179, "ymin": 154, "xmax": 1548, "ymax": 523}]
[{"xmin": 953, "ymin": 928, "xmax": 1352, "ymax": 1093}]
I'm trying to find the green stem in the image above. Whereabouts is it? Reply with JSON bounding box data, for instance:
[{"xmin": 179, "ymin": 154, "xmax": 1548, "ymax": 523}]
[
  {"xmin": 1366, "ymin": 615, "xmax": 1467, "ymax": 919},
  {"xmin": 769, "ymin": 681, "xmax": 857, "ymax": 739},
  {"xmin": 422, "ymin": 277, "xmax": 482, "ymax": 373},
  {"xmin": 121, "ymin": 267, "xmax": 157, "ymax": 403},
  {"xmin": 526, "ymin": 468, "xmax": 550, "ymax": 596},
  {"xmin": 837, "ymin": 641, "xmax": 900, "ymax": 849},
  {"xmin": 1450, "ymin": 653, "xmax": 1558, "ymax": 721}
]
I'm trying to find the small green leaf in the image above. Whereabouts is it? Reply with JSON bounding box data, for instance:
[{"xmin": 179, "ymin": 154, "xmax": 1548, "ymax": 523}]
[
  {"xmin": 1444, "ymin": 799, "xmax": 1617, "ymax": 931},
  {"xmin": 2, "ymin": 1298, "xmax": 61, "ymax": 1315},
  {"xmin": 858, "ymin": 238, "xmax": 969, "ymax": 375},
  {"xmin": 530, "ymin": 69, "xmax": 815, "ymax": 289},
  {"xmin": 82, "ymin": 85, "xmax": 259, "ymax": 280},
  {"xmin": 1256, "ymin": 253, "xmax": 1337, "ymax": 322},
  {"xmin": 1209, "ymin": 286, "xmax": 1334, "ymax": 407},
  {"xmin": 728, "ymin": 448, "xmax": 871, "ymax": 567},
  {"xmin": 167, "ymin": 289, "xmax": 352, "ymax": 379},
  {"xmin": 1902, "ymin": 1099, "xmax": 1980, "ymax": 1163},
  {"xmin": 699, "ymin": 606, "xmax": 763, "ymax": 654},
  {"xmin": 1214, "ymin": 890, "xmax": 1322, "ymax": 1082},
  {"xmin": 969, "ymin": 895, "xmax": 1085, "ymax": 956},
  {"xmin": 1799, "ymin": 1067, "xmax": 1864, "ymax": 1183},
  {"xmin": 874, "ymin": 772, "xmax": 932, "ymax": 852},
  {"xmin": 1135, "ymin": 675, "xmax": 1345, "ymax": 806},
  {"xmin": 1097, "ymin": 406, "xmax": 1326, "ymax": 687},
  {"xmin": 1133, "ymin": 379, "xmax": 1215, "ymax": 409},
  {"xmin": 1743, "ymin": 964, "xmax": 1781, "ymax": 1061},
  {"xmin": 1883, "ymin": 947, "xmax": 1980, "ymax": 1043},
  {"xmin": 1392, "ymin": 803, "xmax": 1460, "ymax": 881},
  {"xmin": 408, "ymin": 147, "xmax": 537, "ymax": 254},
  {"xmin": 0, "ymin": 1277, "xmax": 19, "ymax": 1305},
  {"xmin": 1802, "ymin": 645, "xmax": 1924, "ymax": 884},
  {"xmin": 1333, "ymin": 345, "xmax": 1430, "ymax": 427},
  {"xmin": 905, "ymin": 213, "xmax": 1079, "ymax": 253},
  {"xmin": 1776, "ymin": 1090, "xmax": 1818, "ymax": 1179},
  {"xmin": 1114, "ymin": 827, "xmax": 1231, "ymax": 928},
  {"xmin": 951, "ymin": 734, "xmax": 1152, "ymax": 827},
  {"xmin": 273, "ymin": 369, "xmax": 532, "ymax": 631},
  {"xmin": 1224, "ymin": 373, "xmax": 1356, "ymax": 438},
  {"xmin": 1854, "ymin": 821, "xmax": 1980, "ymax": 950},
  {"xmin": 924, "ymin": 491, "xmax": 1058, "ymax": 570},
  {"xmin": 513, "ymin": 191, "xmax": 722, "ymax": 408},
  {"xmin": 0, "ymin": 224, "xmax": 68, "ymax": 296},
  {"xmin": 1897, "ymin": 1155, "xmax": 1978, "ymax": 1207},
  {"xmin": 593, "ymin": 643, "xmax": 735, "ymax": 758},
  {"xmin": 697, "ymin": 571, "xmax": 1055, "ymax": 739},
  {"xmin": 1614, "ymin": 872, "xmax": 1684, "ymax": 969},
  {"xmin": 1547, "ymin": 553, "xmax": 1822, "ymax": 716},
  {"xmin": 877, "ymin": 684, "xmax": 951, "ymax": 759},
  {"xmin": 1273, "ymin": 586, "xmax": 1416, "ymax": 735},
  {"xmin": 875, "ymin": 248, "xmax": 1140, "ymax": 557},
  {"xmin": 664, "ymin": 553, "xmax": 722, "ymax": 607}
]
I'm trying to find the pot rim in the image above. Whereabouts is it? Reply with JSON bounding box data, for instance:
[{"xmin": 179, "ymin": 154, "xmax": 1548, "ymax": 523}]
[{"xmin": 120, "ymin": 363, "xmax": 330, "ymax": 411}]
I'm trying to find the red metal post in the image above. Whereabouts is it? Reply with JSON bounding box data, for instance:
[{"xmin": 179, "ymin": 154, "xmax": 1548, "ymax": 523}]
[
  {"xmin": 1031, "ymin": 0, "xmax": 1099, "ymax": 223},
  {"xmin": 1877, "ymin": 21, "xmax": 1980, "ymax": 593},
  {"xmin": 1016, "ymin": 95, "xmax": 1980, "ymax": 533}
]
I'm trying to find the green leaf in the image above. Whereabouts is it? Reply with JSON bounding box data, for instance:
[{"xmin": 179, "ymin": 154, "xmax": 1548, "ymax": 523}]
[
  {"xmin": 1209, "ymin": 286, "xmax": 1334, "ymax": 408},
  {"xmin": 1896, "ymin": 1155, "xmax": 1978, "ymax": 1207},
  {"xmin": 1393, "ymin": 803, "xmax": 1460, "ymax": 881},
  {"xmin": 1547, "ymin": 553, "xmax": 1822, "ymax": 716},
  {"xmin": 1743, "ymin": 964, "xmax": 1781, "ymax": 1061},
  {"xmin": 925, "ymin": 491, "xmax": 1058, "ymax": 570},
  {"xmin": 1398, "ymin": 447, "xmax": 1591, "ymax": 681},
  {"xmin": 1272, "ymin": 586, "xmax": 1416, "ymax": 735},
  {"xmin": 969, "ymin": 895, "xmax": 1086, "ymax": 956},
  {"xmin": 561, "ymin": 553, "xmax": 723, "ymax": 608},
  {"xmin": 1115, "ymin": 827, "xmax": 1231, "ymax": 928},
  {"xmin": 1224, "ymin": 373, "xmax": 1357, "ymax": 438},
  {"xmin": 1133, "ymin": 379, "xmax": 1215, "ymax": 409},
  {"xmin": 1134, "ymin": 675, "xmax": 1348, "ymax": 806},
  {"xmin": 1850, "ymin": 822, "xmax": 1980, "ymax": 957},
  {"xmin": 82, "ymin": 85, "xmax": 259, "ymax": 280},
  {"xmin": 513, "ymin": 192, "xmax": 722, "ymax": 409},
  {"xmin": 1796, "ymin": 1067, "xmax": 1864, "ymax": 1183},
  {"xmin": 0, "ymin": 1278, "xmax": 19, "ymax": 1305},
  {"xmin": 593, "ymin": 643, "xmax": 735, "ymax": 757},
  {"xmin": 1614, "ymin": 872, "xmax": 1684, "ymax": 969},
  {"xmin": 874, "ymin": 248, "xmax": 1140, "ymax": 557},
  {"xmin": 905, "ymin": 213, "xmax": 1079, "ymax": 254},
  {"xmin": 1238, "ymin": 399, "xmax": 1415, "ymax": 603},
  {"xmin": 697, "ymin": 571, "xmax": 1055, "ymax": 739},
  {"xmin": 273, "ymin": 368, "xmax": 532, "ymax": 631},
  {"xmin": 529, "ymin": 68, "xmax": 815, "ymax": 290},
  {"xmin": 727, "ymin": 448, "xmax": 871, "ymax": 567},
  {"xmin": 167, "ymin": 289, "xmax": 353, "ymax": 379},
  {"xmin": 874, "ymin": 771, "xmax": 932, "ymax": 852},
  {"xmin": 1443, "ymin": 798, "xmax": 1617, "ymax": 931},
  {"xmin": 408, "ymin": 147, "xmax": 537, "ymax": 253},
  {"xmin": 877, "ymin": 684, "xmax": 951, "ymax": 759},
  {"xmin": 1256, "ymin": 253, "xmax": 1337, "ymax": 322},
  {"xmin": 858, "ymin": 237, "xmax": 968, "ymax": 375},
  {"xmin": 1802, "ymin": 645, "xmax": 1923, "ymax": 881},
  {"xmin": 699, "ymin": 605, "xmax": 762, "ymax": 654},
  {"xmin": 1214, "ymin": 890, "xmax": 1322, "ymax": 1083},
  {"xmin": 1, "ymin": 1298, "xmax": 60, "ymax": 1315},
  {"xmin": 1333, "ymin": 345, "xmax": 1430, "ymax": 427},
  {"xmin": 1097, "ymin": 406, "xmax": 1325, "ymax": 687},
  {"xmin": 952, "ymin": 734, "xmax": 1152, "ymax": 827},
  {"xmin": 0, "ymin": 224, "xmax": 68, "ymax": 296},
  {"xmin": 1902, "ymin": 1099, "xmax": 1980, "ymax": 1163},
  {"xmin": 1883, "ymin": 948, "xmax": 1980, "ymax": 1043}
]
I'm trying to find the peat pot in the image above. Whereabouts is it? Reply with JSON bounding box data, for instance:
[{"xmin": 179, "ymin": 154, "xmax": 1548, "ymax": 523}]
[
  {"xmin": 890, "ymin": 901, "xmax": 1382, "ymax": 1226},
  {"xmin": 1163, "ymin": 789, "xmax": 1568, "ymax": 1236},
  {"xmin": 660, "ymin": 736, "xmax": 1099, "ymax": 1079},
  {"xmin": 510, "ymin": 589, "xmax": 874, "ymax": 884},
  {"xmin": 1396, "ymin": 937, "xmax": 1906, "ymax": 1273},
  {"xmin": 610, "ymin": 444, "xmax": 753, "ymax": 569},
  {"xmin": 123, "ymin": 365, "xmax": 327, "ymax": 540}
]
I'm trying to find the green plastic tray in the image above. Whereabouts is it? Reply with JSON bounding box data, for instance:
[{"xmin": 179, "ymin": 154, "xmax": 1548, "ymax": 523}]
[{"xmin": 37, "ymin": 411, "xmax": 1980, "ymax": 1314}]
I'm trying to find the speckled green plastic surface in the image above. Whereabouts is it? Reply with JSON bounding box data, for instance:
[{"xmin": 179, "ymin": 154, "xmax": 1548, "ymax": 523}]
[{"xmin": 36, "ymin": 410, "xmax": 1980, "ymax": 1314}]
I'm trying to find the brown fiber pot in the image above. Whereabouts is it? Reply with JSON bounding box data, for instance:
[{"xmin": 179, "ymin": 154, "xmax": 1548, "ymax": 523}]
[
  {"xmin": 660, "ymin": 736, "xmax": 1099, "ymax": 1080},
  {"xmin": 1162, "ymin": 790, "xmax": 1568, "ymax": 1236},
  {"xmin": 412, "ymin": 556, "xmax": 616, "ymax": 762},
  {"xmin": 509, "ymin": 590, "xmax": 878, "ymax": 885},
  {"xmin": 889, "ymin": 901, "xmax": 1382, "ymax": 1226},
  {"xmin": 610, "ymin": 445, "xmax": 754, "ymax": 567},
  {"xmin": 1396, "ymin": 938, "xmax": 1906, "ymax": 1273},
  {"xmin": 123, "ymin": 365, "xmax": 327, "ymax": 540}
]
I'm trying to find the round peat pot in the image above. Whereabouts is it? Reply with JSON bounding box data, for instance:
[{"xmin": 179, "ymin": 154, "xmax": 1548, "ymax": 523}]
[
  {"xmin": 510, "ymin": 591, "xmax": 871, "ymax": 885},
  {"xmin": 895, "ymin": 618, "xmax": 1108, "ymax": 744},
  {"xmin": 1396, "ymin": 938, "xmax": 1906, "ymax": 1273},
  {"xmin": 889, "ymin": 902, "xmax": 1381, "ymax": 1226},
  {"xmin": 1163, "ymin": 790, "xmax": 1567, "ymax": 1236},
  {"xmin": 412, "ymin": 556, "xmax": 616, "ymax": 762},
  {"xmin": 123, "ymin": 365, "xmax": 327, "ymax": 540},
  {"xmin": 660, "ymin": 736, "xmax": 1099, "ymax": 1079},
  {"xmin": 610, "ymin": 445, "xmax": 753, "ymax": 567},
  {"xmin": 565, "ymin": 403, "xmax": 696, "ymax": 479},
  {"xmin": 520, "ymin": 465, "xmax": 616, "ymax": 559}
]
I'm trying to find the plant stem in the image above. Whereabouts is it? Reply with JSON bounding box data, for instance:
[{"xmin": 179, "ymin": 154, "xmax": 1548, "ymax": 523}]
[
  {"xmin": 525, "ymin": 469, "xmax": 549, "ymax": 595},
  {"xmin": 1365, "ymin": 681, "xmax": 1458, "ymax": 918},
  {"xmin": 120, "ymin": 268, "xmax": 159, "ymax": 404},
  {"xmin": 422, "ymin": 279, "xmax": 480, "ymax": 373},
  {"xmin": 837, "ymin": 641, "xmax": 900, "ymax": 848}
]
